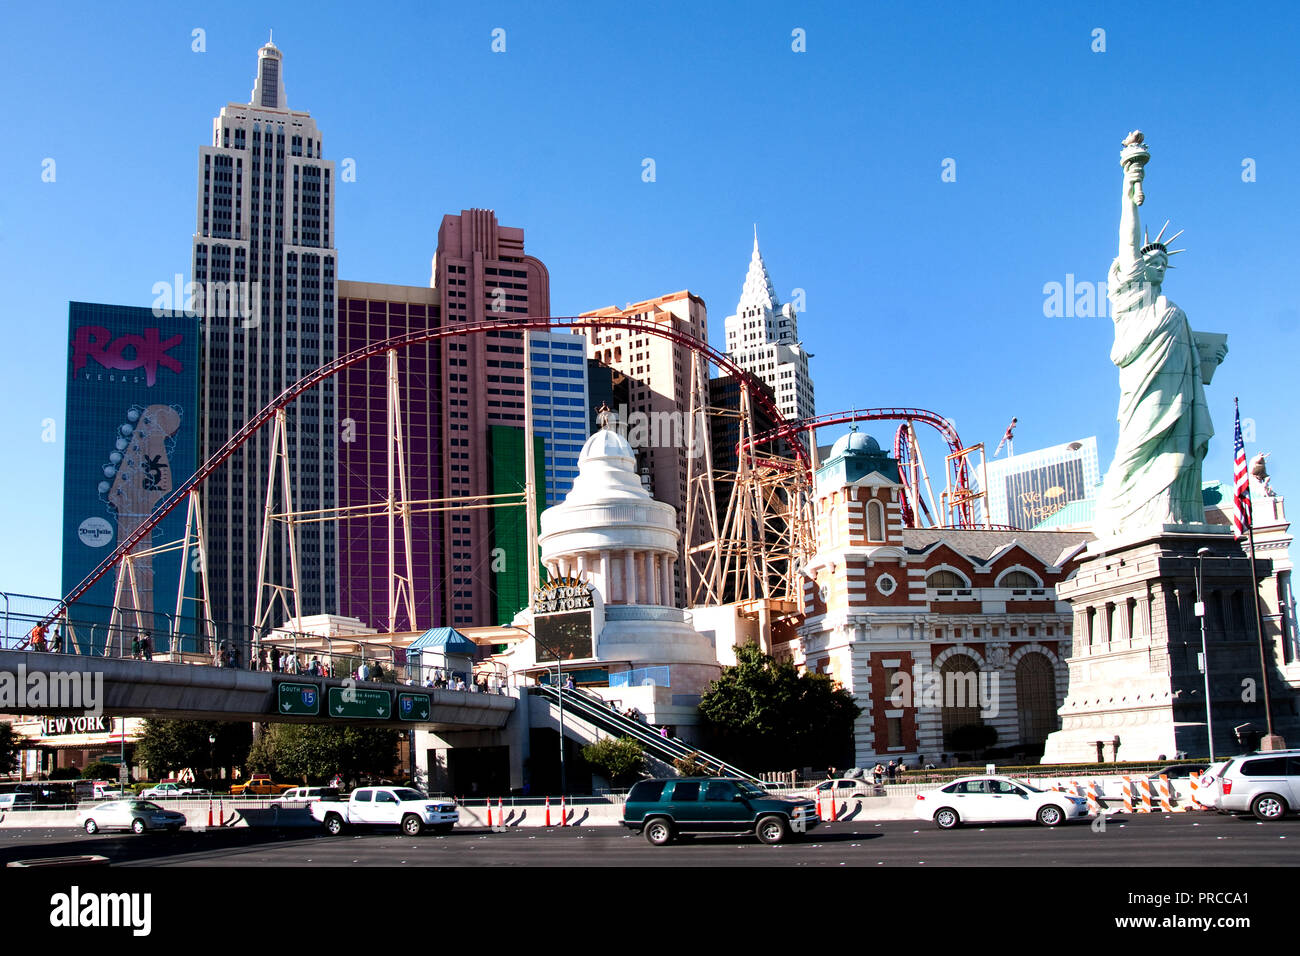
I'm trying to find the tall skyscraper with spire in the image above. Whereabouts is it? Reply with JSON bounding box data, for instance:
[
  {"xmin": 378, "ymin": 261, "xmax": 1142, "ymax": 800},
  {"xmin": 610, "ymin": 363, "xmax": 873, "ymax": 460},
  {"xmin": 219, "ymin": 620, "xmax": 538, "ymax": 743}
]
[
  {"xmin": 723, "ymin": 230, "xmax": 815, "ymax": 423},
  {"xmin": 192, "ymin": 38, "xmax": 338, "ymax": 633}
]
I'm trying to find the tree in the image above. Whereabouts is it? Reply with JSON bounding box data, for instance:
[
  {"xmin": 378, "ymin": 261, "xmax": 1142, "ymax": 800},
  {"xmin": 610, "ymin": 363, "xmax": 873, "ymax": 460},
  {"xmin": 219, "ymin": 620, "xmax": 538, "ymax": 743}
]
[
  {"xmin": 581, "ymin": 736, "xmax": 645, "ymax": 786},
  {"xmin": 81, "ymin": 761, "xmax": 120, "ymax": 781},
  {"xmin": 698, "ymin": 644, "xmax": 862, "ymax": 772},
  {"xmin": 0, "ymin": 722, "xmax": 18, "ymax": 775},
  {"xmin": 246, "ymin": 724, "xmax": 398, "ymax": 783},
  {"xmin": 135, "ymin": 720, "xmax": 251, "ymax": 780}
]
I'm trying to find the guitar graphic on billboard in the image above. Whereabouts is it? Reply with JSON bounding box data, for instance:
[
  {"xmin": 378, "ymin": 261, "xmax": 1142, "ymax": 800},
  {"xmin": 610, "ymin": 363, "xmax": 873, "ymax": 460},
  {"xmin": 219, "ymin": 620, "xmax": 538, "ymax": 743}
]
[{"xmin": 100, "ymin": 404, "xmax": 182, "ymax": 652}]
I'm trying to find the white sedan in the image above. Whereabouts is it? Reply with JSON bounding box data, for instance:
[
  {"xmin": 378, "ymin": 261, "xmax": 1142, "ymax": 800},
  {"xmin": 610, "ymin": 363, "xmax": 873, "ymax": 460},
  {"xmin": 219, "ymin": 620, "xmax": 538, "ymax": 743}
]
[
  {"xmin": 76, "ymin": 800, "xmax": 188, "ymax": 834},
  {"xmin": 915, "ymin": 776, "xmax": 1090, "ymax": 829}
]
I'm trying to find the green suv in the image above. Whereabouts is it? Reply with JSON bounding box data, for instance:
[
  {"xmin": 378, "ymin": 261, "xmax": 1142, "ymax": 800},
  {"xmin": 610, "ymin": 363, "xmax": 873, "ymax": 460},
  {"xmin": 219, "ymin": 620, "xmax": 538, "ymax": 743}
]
[{"xmin": 622, "ymin": 777, "xmax": 819, "ymax": 846}]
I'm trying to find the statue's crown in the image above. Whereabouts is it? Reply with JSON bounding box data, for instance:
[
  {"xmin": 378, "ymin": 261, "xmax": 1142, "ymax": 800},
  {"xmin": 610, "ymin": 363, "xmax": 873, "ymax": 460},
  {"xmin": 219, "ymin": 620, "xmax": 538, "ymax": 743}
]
[{"xmin": 1140, "ymin": 220, "xmax": 1185, "ymax": 260}]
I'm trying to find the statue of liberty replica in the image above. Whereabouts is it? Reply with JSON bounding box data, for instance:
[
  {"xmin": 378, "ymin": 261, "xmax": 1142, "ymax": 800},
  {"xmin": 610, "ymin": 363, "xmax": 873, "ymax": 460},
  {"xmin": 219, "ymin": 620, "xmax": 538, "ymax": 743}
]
[
  {"xmin": 1095, "ymin": 131, "xmax": 1227, "ymax": 537},
  {"xmin": 1043, "ymin": 132, "xmax": 1294, "ymax": 763}
]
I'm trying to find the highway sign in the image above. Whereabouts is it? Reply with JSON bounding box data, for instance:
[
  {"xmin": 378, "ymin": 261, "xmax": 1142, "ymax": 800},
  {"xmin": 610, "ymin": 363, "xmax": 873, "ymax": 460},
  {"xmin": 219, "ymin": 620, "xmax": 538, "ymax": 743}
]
[
  {"xmin": 277, "ymin": 682, "xmax": 321, "ymax": 716},
  {"xmin": 397, "ymin": 692, "xmax": 432, "ymax": 721},
  {"xmin": 327, "ymin": 686, "xmax": 392, "ymax": 719}
]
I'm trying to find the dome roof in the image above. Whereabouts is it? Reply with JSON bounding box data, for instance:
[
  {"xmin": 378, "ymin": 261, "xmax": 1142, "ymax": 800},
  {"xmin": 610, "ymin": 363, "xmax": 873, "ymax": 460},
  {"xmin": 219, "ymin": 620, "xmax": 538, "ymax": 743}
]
[
  {"xmin": 829, "ymin": 428, "xmax": 881, "ymax": 459},
  {"xmin": 579, "ymin": 427, "xmax": 636, "ymax": 466}
]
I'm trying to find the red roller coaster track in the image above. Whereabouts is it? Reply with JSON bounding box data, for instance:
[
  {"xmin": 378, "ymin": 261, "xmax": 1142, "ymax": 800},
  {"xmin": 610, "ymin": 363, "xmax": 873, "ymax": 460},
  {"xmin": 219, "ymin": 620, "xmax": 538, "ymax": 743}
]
[{"xmin": 48, "ymin": 315, "xmax": 806, "ymax": 625}]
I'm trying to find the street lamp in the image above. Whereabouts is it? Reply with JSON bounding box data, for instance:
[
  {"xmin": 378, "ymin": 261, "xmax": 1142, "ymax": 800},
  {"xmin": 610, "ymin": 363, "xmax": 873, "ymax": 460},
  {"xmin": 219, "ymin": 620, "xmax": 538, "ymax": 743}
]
[
  {"xmin": 1195, "ymin": 547, "xmax": 1215, "ymax": 762},
  {"xmin": 208, "ymin": 732, "xmax": 217, "ymax": 785}
]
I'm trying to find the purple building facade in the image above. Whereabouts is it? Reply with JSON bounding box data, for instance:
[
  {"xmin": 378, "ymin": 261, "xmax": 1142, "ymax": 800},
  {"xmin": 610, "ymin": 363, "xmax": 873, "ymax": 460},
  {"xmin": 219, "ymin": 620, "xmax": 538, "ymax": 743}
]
[{"xmin": 337, "ymin": 280, "xmax": 443, "ymax": 632}]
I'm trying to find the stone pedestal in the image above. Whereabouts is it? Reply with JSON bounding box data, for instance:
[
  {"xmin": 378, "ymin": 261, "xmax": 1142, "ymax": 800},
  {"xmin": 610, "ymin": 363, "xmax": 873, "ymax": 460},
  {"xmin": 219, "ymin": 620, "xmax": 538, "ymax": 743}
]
[{"xmin": 1043, "ymin": 527, "xmax": 1298, "ymax": 763}]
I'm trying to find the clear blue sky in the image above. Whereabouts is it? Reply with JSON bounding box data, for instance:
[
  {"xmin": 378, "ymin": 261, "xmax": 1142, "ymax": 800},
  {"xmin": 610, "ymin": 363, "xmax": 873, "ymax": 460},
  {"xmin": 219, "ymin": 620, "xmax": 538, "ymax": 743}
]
[{"xmin": 1, "ymin": 0, "xmax": 1297, "ymax": 598}]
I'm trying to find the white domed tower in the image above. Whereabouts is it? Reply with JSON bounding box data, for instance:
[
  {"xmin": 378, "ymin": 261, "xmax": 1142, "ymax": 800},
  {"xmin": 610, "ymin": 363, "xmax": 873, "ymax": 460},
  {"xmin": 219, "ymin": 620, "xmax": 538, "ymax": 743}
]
[
  {"xmin": 539, "ymin": 426, "xmax": 679, "ymax": 605},
  {"xmin": 510, "ymin": 419, "xmax": 721, "ymax": 734}
]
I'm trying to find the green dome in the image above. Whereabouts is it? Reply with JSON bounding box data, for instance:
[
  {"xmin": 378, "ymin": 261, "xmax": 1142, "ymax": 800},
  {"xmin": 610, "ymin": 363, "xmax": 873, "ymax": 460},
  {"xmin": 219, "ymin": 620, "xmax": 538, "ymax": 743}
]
[{"xmin": 830, "ymin": 428, "xmax": 881, "ymax": 459}]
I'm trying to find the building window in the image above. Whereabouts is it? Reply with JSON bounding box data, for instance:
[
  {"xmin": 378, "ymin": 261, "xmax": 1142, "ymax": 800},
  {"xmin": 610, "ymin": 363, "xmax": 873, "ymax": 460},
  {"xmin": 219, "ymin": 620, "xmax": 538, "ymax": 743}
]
[
  {"xmin": 927, "ymin": 569, "xmax": 967, "ymax": 589},
  {"xmin": 867, "ymin": 499, "xmax": 884, "ymax": 541},
  {"xmin": 1015, "ymin": 653, "xmax": 1056, "ymax": 746}
]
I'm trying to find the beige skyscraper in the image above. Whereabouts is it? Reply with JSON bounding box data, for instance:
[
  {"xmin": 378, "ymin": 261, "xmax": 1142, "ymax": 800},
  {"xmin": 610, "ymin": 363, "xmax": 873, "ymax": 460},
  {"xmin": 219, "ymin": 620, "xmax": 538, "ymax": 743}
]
[{"xmin": 581, "ymin": 291, "xmax": 709, "ymax": 606}]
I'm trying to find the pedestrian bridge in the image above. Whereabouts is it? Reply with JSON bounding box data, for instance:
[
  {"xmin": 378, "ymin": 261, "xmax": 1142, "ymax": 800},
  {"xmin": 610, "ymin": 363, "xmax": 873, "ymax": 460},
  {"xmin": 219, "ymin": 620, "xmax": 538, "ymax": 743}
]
[{"xmin": 0, "ymin": 650, "xmax": 514, "ymax": 730}]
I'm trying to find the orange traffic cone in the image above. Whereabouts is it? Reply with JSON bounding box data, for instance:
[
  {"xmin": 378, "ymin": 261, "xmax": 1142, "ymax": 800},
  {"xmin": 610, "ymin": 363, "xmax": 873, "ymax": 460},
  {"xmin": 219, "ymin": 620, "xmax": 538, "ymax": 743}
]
[
  {"xmin": 486, "ymin": 800, "xmax": 493, "ymax": 827},
  {"xmin": 545, "ymin": 796, "xmax": 552, "ymax": 827}
]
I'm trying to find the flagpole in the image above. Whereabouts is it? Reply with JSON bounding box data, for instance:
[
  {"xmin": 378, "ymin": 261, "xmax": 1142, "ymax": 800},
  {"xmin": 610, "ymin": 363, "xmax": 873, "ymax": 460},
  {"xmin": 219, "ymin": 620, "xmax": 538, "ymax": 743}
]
[
  {"xmin": 1235, "ymin": 396, "xmax": 1277, "ymax": 744},
  {"xmin": 1244, "ymin": 521, "xmax": 1276, "ymax": 740}
]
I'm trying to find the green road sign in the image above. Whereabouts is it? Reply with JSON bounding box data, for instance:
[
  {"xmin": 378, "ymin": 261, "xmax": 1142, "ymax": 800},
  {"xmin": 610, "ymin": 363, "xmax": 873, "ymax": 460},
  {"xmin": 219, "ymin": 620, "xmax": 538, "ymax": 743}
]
[
  {"xmin": 277, "ymin": 682, "xmax": 321, "ymax": 716},
  {"xmin": 397, "ymin": 692, "xmax": 432, "ymax": 721},
  {"xmin": 327, "ymin": 686, "xmax": 392, "ymax": 720}
]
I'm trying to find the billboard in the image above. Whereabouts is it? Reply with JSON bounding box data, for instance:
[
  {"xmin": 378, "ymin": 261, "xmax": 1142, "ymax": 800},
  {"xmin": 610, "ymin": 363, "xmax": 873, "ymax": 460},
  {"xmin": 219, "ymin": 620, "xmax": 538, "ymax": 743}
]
[
  {"xmin": 533, "ymin": 578, "xmax": 595, "ymax": 662},
  {"xmin": 60, "ymin": 303, "xmax": 199, "ymax": 654},
  {"xmin": 1003, "ymin": 458, "xmax": 1087, "ymax": 529}
]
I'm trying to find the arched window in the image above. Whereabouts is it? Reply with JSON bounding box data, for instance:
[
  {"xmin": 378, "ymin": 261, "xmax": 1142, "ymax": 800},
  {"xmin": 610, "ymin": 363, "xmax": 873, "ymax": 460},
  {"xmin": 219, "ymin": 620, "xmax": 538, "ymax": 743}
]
[
  {"xmin": 1015, "ymin": 654, "xmax": 1056, "ymax": 746},
  {"xmin": 998, "ymin": 570, "xmax": 1038, "ymax": 588},
  {"xmin": 927, "ymin": 569, "xmax": 966, "ymax": 589},
  {"xmin": 940, "ymin": 654, "xmax": 983, "ymax": 750},
  {"xmin": 867, "ymin": 499, "xmax": 884, "ymax": 541}
]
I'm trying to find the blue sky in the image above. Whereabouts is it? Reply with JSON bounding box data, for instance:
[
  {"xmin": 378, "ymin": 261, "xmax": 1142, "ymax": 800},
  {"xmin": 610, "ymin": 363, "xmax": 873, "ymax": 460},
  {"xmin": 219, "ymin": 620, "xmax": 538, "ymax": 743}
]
[{"xmin": 1, "ymin": 1, "xmax": 1297, "ymax": 598}]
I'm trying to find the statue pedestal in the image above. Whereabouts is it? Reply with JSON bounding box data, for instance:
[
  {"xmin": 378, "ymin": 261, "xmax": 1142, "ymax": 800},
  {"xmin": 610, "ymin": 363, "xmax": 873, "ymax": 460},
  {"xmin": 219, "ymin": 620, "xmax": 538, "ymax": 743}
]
[{"xmin": 1042, "ymin": 527, "xmax": 1297, "ymax": 763}]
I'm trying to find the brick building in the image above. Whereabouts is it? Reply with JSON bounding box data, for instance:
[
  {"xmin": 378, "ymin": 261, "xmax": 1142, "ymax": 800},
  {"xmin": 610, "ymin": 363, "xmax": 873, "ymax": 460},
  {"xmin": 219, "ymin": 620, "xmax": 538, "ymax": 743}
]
[{"xmin": 795, "ymin": 427, "xmax": 1093, "ymax": 767}]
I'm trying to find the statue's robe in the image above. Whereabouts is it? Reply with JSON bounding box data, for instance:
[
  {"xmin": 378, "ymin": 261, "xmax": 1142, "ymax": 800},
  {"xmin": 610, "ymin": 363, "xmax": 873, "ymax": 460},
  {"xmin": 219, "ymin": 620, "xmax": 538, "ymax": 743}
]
[{"xmin": 1096, "ymin": 256, "xmax": 1214, "ymax": 536}]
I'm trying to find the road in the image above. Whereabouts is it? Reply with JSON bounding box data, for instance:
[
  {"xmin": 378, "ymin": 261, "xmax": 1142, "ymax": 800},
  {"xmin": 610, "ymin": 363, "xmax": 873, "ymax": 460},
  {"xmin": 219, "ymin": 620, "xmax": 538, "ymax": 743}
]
[{"xmin": 0, "ymin": 812, "xmax": 1295, "ymax": 867}]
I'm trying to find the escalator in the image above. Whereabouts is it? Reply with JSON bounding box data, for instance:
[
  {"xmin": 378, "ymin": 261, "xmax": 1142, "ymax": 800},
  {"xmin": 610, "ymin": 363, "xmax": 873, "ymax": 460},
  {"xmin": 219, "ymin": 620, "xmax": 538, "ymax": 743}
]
[{"xmin": 531, "ymin": 683, "xmax": 755, "ymax": 780}]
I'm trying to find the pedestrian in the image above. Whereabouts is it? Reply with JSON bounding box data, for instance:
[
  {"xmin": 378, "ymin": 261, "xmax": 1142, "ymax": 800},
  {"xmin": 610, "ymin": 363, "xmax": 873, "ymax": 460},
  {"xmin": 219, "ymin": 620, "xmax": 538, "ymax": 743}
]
[
  {"xmin": 872, "ymin": 762, "xmax": 885, "ymax": 786},
  {"xmin": 659, "ymin": 726, "xmax": 669, "ymax": 739},
  {"xmin": 358, "ymin": 660, "xmax": 370, "ymax": 682},
  {"xmin": 51, "ymin": 627, "xmax": 64, "ymax": 653},
  {"xmin": 140, "ymin": 631, "xmax": 153, "ymax": 661},
  {"xmin": 886, "ymin": 759, "xmax": 897, "ymax": 782},
  {"xmin": 371, "ymin": 661, "xmax": 384, "ymax": 682},
  {"xmin": 131, "ymin": 634, "xmax": 141, "ymax": 659},
  {"xmin": 27, "ymin": 624, "xmax": 48, "ymax": 655},
  {"xmin": 270, "ymin": 646, "xmax": 281, "ymax": 672}
]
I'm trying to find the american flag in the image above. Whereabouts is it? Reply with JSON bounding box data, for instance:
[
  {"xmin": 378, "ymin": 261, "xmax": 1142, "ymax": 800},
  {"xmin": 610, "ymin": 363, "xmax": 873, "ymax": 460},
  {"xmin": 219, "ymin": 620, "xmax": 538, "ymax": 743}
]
[{"xmin": 1233, "ymin": 399, "xmax": 1251, "ymax": 539}]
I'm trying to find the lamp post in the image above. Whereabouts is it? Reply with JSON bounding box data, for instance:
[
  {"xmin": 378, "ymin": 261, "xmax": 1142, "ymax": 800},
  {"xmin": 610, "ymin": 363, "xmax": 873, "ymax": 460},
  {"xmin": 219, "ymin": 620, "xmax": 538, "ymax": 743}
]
[
  {"xmin": 503, "ymin": 623, "xmax": 565, "ymax": 796},
  {"xmin": 1195, "ymin": 547, "xmax": 1215, "ymax": 762},
  {"xmin": 208, "ymin": 732, "xmax": 217, "ymax": 786}
]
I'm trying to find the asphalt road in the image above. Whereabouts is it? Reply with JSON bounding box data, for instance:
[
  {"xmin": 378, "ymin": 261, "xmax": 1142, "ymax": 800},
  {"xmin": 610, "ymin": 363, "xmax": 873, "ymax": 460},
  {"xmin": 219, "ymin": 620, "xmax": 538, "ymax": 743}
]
[{"xmin": 1, "ymin": 812, "xmax": 1296, "ymax": 867}]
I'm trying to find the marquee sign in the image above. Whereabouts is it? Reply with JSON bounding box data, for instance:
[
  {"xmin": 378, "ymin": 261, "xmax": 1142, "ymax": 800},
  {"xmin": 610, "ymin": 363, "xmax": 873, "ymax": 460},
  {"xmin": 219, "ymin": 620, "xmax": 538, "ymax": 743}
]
[{"xmin": 532, "ymin": 576, "xmax": 594, "ymax": 615}]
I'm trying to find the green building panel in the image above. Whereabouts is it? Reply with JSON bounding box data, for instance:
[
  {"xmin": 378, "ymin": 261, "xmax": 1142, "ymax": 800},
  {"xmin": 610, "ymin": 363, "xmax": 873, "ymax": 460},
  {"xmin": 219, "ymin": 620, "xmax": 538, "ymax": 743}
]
[{"xmin": 488, "ymin": 426, "xmax": 545, "ymax": 625}]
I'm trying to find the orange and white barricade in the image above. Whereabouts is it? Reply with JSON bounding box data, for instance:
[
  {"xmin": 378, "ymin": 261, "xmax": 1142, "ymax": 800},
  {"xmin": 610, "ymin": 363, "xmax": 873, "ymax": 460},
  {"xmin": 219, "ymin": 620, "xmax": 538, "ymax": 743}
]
[
  {"xmin": 1121, "ymin": 776, "xmax": 1134, "ymax": 813},
  {"xmin": 1187, "ymin": 773, "xmax": 1212, "ymax": 810},
  {"xmin": 1157, "ymin": 774, "xmax": 1179, "ymax": 812},
  {"xmin": 1138, "ymin": 777, "xmax": 1154, "ymax": 812},
  {"xmin": 1086, "ymin": 781, "xmax": 1103, "ymax": 815}
]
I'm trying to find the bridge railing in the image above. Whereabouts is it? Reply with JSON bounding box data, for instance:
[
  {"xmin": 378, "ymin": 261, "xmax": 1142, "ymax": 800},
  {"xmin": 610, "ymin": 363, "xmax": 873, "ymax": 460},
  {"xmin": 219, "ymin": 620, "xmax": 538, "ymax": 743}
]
[{"xmin": 0, "ymin": 590, "xmax": 464, "ymax": 684}]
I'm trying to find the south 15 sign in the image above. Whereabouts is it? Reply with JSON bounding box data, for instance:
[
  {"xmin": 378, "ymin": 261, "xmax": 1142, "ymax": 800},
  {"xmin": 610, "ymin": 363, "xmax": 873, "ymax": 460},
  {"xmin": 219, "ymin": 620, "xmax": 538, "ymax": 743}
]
[{"xmin": 533, "ymin": 577, "xmax": 594, "ymax": 614}]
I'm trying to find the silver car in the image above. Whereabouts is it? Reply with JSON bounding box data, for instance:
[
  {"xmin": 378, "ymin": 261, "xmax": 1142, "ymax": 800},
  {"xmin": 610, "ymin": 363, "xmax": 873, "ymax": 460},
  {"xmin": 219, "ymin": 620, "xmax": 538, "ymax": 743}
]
[
  {"xmin": 76, "ymin": 800, "xmax": 187, "ymax": 834},
  {"xmin": 1215, "ymin": 751, "xmax": 1300, "ymax": 821}
]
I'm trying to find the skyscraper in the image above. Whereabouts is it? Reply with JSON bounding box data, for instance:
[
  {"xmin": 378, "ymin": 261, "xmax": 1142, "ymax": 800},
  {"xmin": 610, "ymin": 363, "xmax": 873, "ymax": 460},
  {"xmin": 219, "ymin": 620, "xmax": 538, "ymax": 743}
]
[
  {"xmin": 723, "ymin": 231, "xmax": 815, "ymax": 423},
  {"xmin": 527, "ymin": 330, "xmax": 591, "ymax": 507},
  {"xmin": 337, "ymin": 280, "xmax": 443, "ymax": 633},
  {"xmin": 432, "ymin": 209, "xmax": 550, "ymax": 628},
  {"xmin": 581, "ymin": 291, "xmax": 710, "ymax": 605},
  {"xmin": 192, "ymin": 39, "xmax": 338, "ymax": 633}
]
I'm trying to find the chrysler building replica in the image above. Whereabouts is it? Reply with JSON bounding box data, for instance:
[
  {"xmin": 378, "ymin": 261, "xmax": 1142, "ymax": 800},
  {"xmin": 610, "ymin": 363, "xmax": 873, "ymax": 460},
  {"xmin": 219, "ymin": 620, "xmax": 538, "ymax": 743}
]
[{"xmin": 723, "ymin": 229, "xmax": 815, "ymax": 423}]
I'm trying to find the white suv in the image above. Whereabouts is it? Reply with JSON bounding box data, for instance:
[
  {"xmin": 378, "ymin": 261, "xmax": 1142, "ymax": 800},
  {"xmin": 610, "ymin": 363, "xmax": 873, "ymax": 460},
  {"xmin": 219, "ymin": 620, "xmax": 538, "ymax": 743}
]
[{"xmin": 1216, "ymin": 751, "xmax": 1300, "ymax": 821}]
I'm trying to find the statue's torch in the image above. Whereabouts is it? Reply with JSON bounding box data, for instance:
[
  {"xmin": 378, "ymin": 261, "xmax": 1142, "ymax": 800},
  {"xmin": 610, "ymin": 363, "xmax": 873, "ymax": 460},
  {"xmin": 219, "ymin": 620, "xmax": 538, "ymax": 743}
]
[{"xmin": 1121, "ymin": 130, "xmax": 1149, "ymax": 206}]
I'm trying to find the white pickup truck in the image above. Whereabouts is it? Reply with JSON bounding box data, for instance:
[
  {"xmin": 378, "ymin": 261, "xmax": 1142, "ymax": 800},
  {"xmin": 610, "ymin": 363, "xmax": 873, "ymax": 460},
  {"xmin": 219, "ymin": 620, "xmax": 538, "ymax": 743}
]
[{"xmin": 310, "ymin": 786, "xmax": 459, "ymax": 836}]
